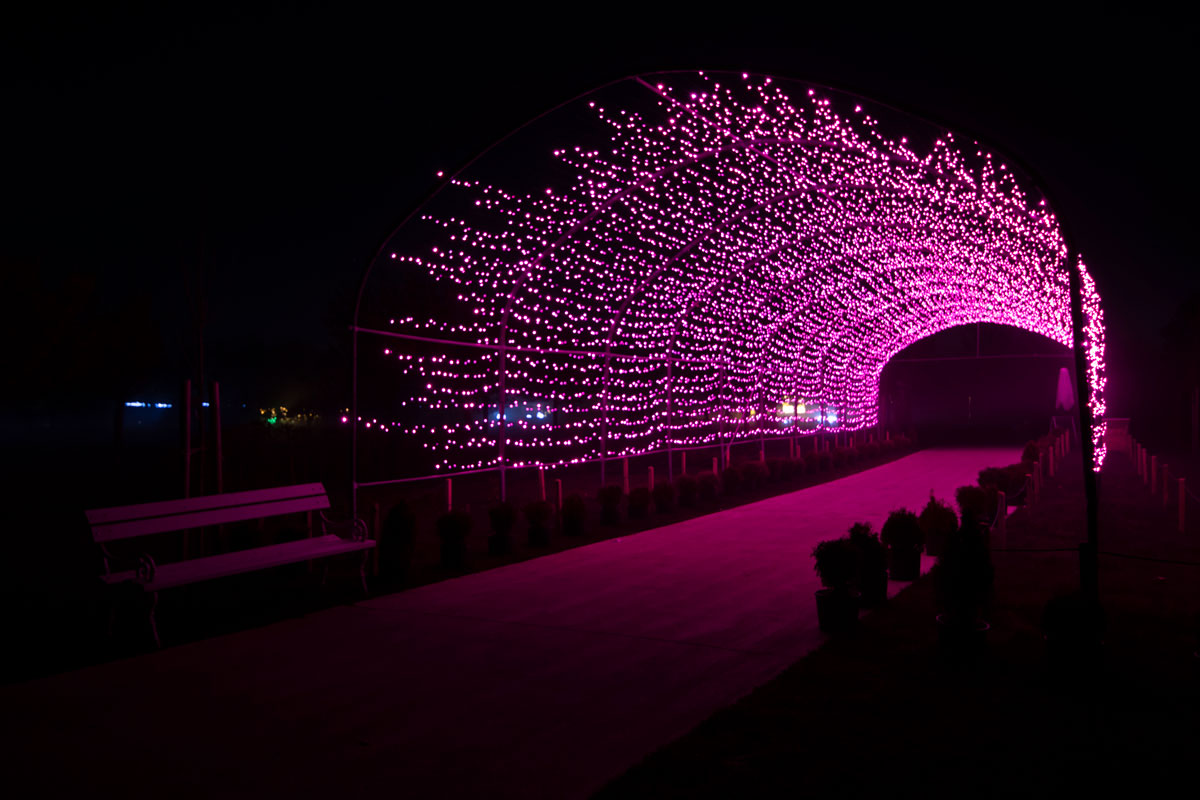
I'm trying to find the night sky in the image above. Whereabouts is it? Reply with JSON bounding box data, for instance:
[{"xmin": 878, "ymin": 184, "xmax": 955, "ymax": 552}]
[{"xmin": 4, "ymin": 7, "xmax": 1196, "ymax": 421}]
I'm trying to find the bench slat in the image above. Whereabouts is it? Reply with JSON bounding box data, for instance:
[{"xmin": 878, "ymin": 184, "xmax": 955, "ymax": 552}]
[
  {"xmin": 101, "ymin": 535, "xmax": 375, "ymax": 591},
  {"xmin": 89, "ymin": 493, "xmax": 330, "ymax": 543},
  {"xmin": 86, "ymin": 483, "xmax": 327, "ymax": 526}
]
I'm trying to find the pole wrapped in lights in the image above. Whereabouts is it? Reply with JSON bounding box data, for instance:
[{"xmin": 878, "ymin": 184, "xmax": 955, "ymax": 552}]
[{"xmin": 354, "ymin": 71, "xmax": 1106, "ymax": 483}]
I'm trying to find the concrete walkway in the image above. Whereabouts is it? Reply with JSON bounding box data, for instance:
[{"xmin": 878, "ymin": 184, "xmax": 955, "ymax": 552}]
[{"xmin": 1, "ymin": 448, "xmax": 1015, "ymax": 799}]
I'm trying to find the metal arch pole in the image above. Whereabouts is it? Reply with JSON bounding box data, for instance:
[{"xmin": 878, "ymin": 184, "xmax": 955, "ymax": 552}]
[
  {"xmin": 498, "ymin": 337, "xmax": 507, "ymax": 502},
  {"xmin": 351, "ymin": 327, "xmax": 358, "ymax": 519},
  {"xmin": 666, "ymin": 353, "xmax": 675, "ymax": 483},
  {"xmin": 1066, "ymin": 246, "xmax": 1100, "ymax": 604}
]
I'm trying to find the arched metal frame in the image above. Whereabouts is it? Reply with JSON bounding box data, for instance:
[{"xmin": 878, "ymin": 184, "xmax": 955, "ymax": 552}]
[{"xmin": 350, "ymin": 71, "xmax": 1106, "ymax": 547}]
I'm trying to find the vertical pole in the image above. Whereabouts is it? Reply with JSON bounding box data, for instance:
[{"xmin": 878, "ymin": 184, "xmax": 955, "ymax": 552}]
[
  {"xmin": 666, "ymin": 355, "xmax": 674, "ymax": 484},
  {"xmin": 372, "ymin": 502, "xmax": 380, "ymax": 576},
  {"xmin": 498, "ymin": 340, "xmax": 507, "ymax": 502},
  {"xmin": 555, "ymin": 478, "xmax": 563, "ymax": 512},
  {"xmin": 711, "ymin": 456, "xmax": 717, "ymax": 476},
  {"xmin": 648, "ymin": 466, "xmax": 655, "ymax": 490},
  {"xmin": 681, "ymin": 450, "xmax": 687, "ymax": 476},
  {"xmin": 183, "ymin": 379, "xmax": 192, "ymax": 499},
  {"xmin": 1065, "ymin": 246, "xmax": 1099, "ymax": 606},
  {"xmin": 1163, "ymin": 465, "xmax": 1171, "ymax": 508},
  {"xmin": 539, "ymin": 466, "xmax": 546, "ymax": 502},
  {"xmin": 623, "ymin": 457, "xmax": 630, "ymax": 495},
  {"xmin": 351, "ymin": 327, "xmax": 358, "ymax": 520},
  {"xmin": 1178, "ymin": 477, "xmax": 1186, "ymax": 533},
  {"xmin": 213, "ymin": 381, "xmax": 223, "ymax": 494},
  {"xmin": 446, "ymin": 478, "xmax": 452, "ymax": 512}
]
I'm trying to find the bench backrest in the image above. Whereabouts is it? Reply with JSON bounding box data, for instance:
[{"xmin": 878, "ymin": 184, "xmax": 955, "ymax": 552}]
[{"xmin": 86, "ymin": 483, "xmax": 330, "ymax": 543}]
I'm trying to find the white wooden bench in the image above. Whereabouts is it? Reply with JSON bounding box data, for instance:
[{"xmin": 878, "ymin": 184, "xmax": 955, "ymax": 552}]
[{"xmin": 86, "ymin": 483, "xmax": 375, "ymax": 646}]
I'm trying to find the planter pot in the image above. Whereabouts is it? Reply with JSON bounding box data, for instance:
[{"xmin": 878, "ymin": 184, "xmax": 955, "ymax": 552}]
[
  {"xmin": 858, "ymin": 570, "xmax": 888, "ymax": 607},
  {"xmin": 937, "ymin": 614, "xmax": 989, "ymax": 658},
  {"xmin": 815, "ymin": 589, "xmax": 861, "ymax": 633},
  {"xmin": 888, "ymin": 546, "xmax": 921, "ymax": 581}
]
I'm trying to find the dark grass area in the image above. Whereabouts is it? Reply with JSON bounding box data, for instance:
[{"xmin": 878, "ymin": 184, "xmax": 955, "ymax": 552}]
[
  {"xmin": 595, "ymin": 446, "xmax": 1200, "ymax": 797},
  {"xmin": 2, "ymin": 442, "xmax": 918, "ymax": 686}
]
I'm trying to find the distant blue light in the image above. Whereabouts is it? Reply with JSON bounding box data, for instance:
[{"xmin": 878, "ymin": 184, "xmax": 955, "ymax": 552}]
[{"xmin": 536, "ymin": 411, "xmax": 546, "ymax": 419}]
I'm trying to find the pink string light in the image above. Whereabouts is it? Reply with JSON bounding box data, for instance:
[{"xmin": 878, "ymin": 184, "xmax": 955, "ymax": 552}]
[{"xmin": 361, "ymin": 72, "xmax": 1107, "ymax": 475}]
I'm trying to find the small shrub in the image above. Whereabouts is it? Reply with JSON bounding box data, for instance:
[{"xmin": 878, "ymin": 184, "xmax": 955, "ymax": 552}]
[
  {"xmin": 676, "ymin": 475, "xmax": 699, "ymax": 508},
  {"xmin": 955, "ymin": 485, "xmax": 990, "ymax": 520},
  {"xmin": 628, "ymin": 487, "xmax": 651, "ymax": 519},
  {"xmin": 766, "ymin": 457, "xmax": 789, "ymax": 481},
  {"xmin": 435, "ymin": 510, "xmax": 472, "ymax": 569},
  {"xmin": 918, "ymin": 495, "xmax": 958, "ymax": 559},
  {"xmin": 597, "ymin": 485, "xmax": 623, "ymax": 525},
  {"xmin": 849, "ymin": 522, "xmax": 888, "ymax": 605},
  {"xmin": 524, "ymin": 500, "xmax": 554, "ymax": 547},
  {"xmin": 488, "ymin": 501, "xmax": 517, "ymax": 555},
  {"xmin": 789, "ymin": 457, "xmax": 806, "ymax": 478},
  {"xmin": 812, "ymin": 537, "xmax": 858, "ymax": 592},
  {"xmin": 881, "ymin": 508, "xmax": 923, "ymax": 551},
  {"xmin": 381, "ymin": 501, "xmax": 417, "ymax": 580},
  {"xmin": 831, "ymin": 447, "xmax": 849, "ymax": 468},
  {"xmin": 862, "ymin": 441, "xmax": 880, "ymax": 458},
  {"xmin": 817, "ymin": 451, "xmax": 832, "ymax": 472},
  {"xmin": 561, "ymin": 493, "xmax": 586, "ymax": 537},
  {"xmin": 697, "ymin": 472, "xmax": 719, "ymax": 502},
  {"xmin": 741, "ymin": 461, "xmax": 769, "ymax": 490},
  {"xmin": 1021, "ymin": 440, "xmax": 1040, "ymax": 464},
  {"xmin": 721, "ymin": 466, "xmax": 743, "ymax": 494},
  {"xmin": 652, "ymin": 481, "xmax": 676, "ymax": 514}
]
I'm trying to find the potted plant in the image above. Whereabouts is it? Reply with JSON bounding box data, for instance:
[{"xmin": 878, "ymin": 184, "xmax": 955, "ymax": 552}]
[
  {"xmin": 812, "ymin": 536, "xmax": 860, "ymax": 632},
  {"xmin": 597, "ymin": 485, "xmax": 623, "ymax": 525},
  {"xmin": 740, "ymin": 461, "xmax": 768, "ymax": 491},
  {"xmin": 487, "ymin": 501, "xmax": 517, "ymax": 556},
  {"xmin": 435, "ymin": 509, "xmax": 472, "ymax": 569},
  {"xmin": 627, "ymin": 487, "xmax": 651, "ymax": 519},
  {"xmin": 955, "ymin": 485, "xmax": 990, "ymax": 521},
  {"xmin": 849, "ymin": 522, "xmax": 887, "ymax": 607},
  {"xmin": 918, "ymin": 494, "xmax": 957, "ymax": 559},
  {"xmin": 934, "ymin": 518, "xmax": 994, "ymax": 659},
  {"xmin": 676, "ymin": 475, "xmax": 698, "ymax": 508},
  {"xmin": 561, "ymin": 493, "xmax": 586, "ymax": 537},
  {"xmin": 524, "ymin": 500, "xmax": 553, "ymax": 547},
  {"xmin": 652, "ymin": 481, "xmax": 676, "ymax": 514},
  {"xmin": 881, "ymin": 508, "xmax": 923, "ymax": 581},
  {"xmin": 1042, "ymin": 591, "xmax": 1105, "ymax": 675},
  {"xmin": 380, "ymin": 501, "xmax": 417, "ymax": 583}
]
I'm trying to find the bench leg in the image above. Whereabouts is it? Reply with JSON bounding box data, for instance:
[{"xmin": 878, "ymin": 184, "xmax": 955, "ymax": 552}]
[
  {"xmin": 148, "ymin": 591, "xmax": 161, "ymax": 649},
  {"xmin": 359, "ymin": 550, "xmax": 370, "ymax": 595}
]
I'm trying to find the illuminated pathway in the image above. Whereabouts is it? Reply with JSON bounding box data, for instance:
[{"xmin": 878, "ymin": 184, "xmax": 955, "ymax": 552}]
[{"xmin": 3, "ymin": 447, "xmax": 1015, "ymax": 798}]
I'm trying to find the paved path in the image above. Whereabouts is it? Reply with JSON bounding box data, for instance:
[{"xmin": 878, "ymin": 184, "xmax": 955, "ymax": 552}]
[{"xmin": 1, "ymin": 448, "xmax": 1015, "ymax": 798}]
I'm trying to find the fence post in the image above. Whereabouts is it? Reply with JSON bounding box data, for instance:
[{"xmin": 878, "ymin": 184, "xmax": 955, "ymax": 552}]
[
  {"xmin": 1163, "ymin": 465, "xmax": 1170, "ymax": 508},
  {"xmin": 555, "ymin": 478, "xmax": 563, "ymax": 512},
  {"xmin": 623, "ymin": 457, "xmax": 630, "ymax": 495},
  {"xmin": 1179, "ymin": 477, "xmax": 1186, "ymax": 533},
  {"xmin": 1151, "ymin": 455, "xmax": 1158, "ymax": 496},
  {"xmin": 539, "ymin": 465, "xmax": 546, "ymax": 502},
  {"xmin": 712, "ymin": 456, "xmax": 718, "ymax": 476},
  {"xmin": 446, "ymin": 478, "xmax": 453, "ymax": 512},
  {"xmin": 681, "ymin": 451, "xmax": 687, "ymax": 476},
  {"xmin": 648, "ymin": 466, "xmax": 655, "ymax": 490}
]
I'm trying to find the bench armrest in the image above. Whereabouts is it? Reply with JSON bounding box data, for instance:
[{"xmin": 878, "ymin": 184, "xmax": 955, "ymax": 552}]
[{"xmin": 319, "ymin": 511, "xmax": 369, "ymax": 542}]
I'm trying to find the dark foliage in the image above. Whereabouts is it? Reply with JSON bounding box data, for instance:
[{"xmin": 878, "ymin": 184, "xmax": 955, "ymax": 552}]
[
  {"xmin": 788, "ymin": 457, "xmax": 806, "ymax": 477},
  {"xmin": 812, "ymin": 537, "xmax": 858, "ymax": 592},
  {"xmin": 831, "ymin": 447, "xmax": 848, "ymax": 468},
  {"xmin": 381, "ymin": 501, "xmax": 417, "ymax": 580},
  {"xmin": 597, "ymin": 485, "xmax": 624, "ymax": 525},
  {"xmin": 881, "ymin": 508, "xmax": 923, "ymax": 551},
  {"xmin": 487, "ymin": 501, "xmax": 517, "ymax": 556},
  {"xmin": 628, "ymin": 487, "xmax": 651, "ymax": 519},
  {"xmin": 676, "ymin": 475, "xmax": 698, "ymax": 508},
  {"xmin": 697, "ymin": 472, "xmax": 720, "ymax": 502},
  {"xmin": 435, "ymin": 510, "xmax": 472, "ymax": 569},
  {"xmin": 1021, "ymin": 440, "xmax": 1041, "ymax": 464},
  {"xmin": 934, "ymin": 521, "xmax": 994, "ymax": 626},
  {"xmin": 524, "ymin": 500, "xmax": 553, "ymax": 546},
  {"xmin": 561, "ymin": 493, "xmax": 586, "ymax": 537},
  {"xmin": 918, "ymin": 495, "xmax": 957, "ymax": 559},
  {"xmin": 652, "ymin": 481, "xmax": 676, "ymax": 514},
  {"xmin": 849, "ymin": 522, "xmax": 887, "ymax": 606},
  {"xmin": 740, "ymin": 461, "xmax": 769, "ymax": 490},
  {"xmin": 766, "ymin": 458, "xmax": 789, "ymax": 481},
  {"xmin": 720, "ymin": 466, "xmax": 742, "ymax": 494},
  {"xmin": 955, "ymin": 484, "xmax": 996, "ymax": 520}
]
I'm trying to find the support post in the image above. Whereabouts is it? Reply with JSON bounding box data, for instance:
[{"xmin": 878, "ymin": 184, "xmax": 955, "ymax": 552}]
[
  {"xmin": 1163, "ymin": 465, "xmax": 1171, "ymax": 508},
  {"xmin": 1179, "ymin": 477, "xmax": 1186, "ymax": 533},
  {"xmin": 712, "ymin": 456, "xmax": 718, "ymax": 476},
  {"xmin": 681, "ymin": 450, "xmax": 687, "ymax": 476},
  {"xmin": 1065, "ymin": 246, "xmax": 1099, "ymax": 606},
  {"xmin": 648, "ymin": 466, "xmax": 655, "ymax": 490},
  {"xmin": 213, "ymin": 381, "xmax": 223, "ymax": 494},
  {"xmin": 555, "ymin": 478, "xmax": 563, "ymax": 512},
  {"xmin": 623, "ymin": 457, "xmax": 630, "ymax": 495},
  {"xmin": 539, "ymin": 466, "xmax": 546, "ymax": 502},
  {"xmin": 446, "ymin": 478, "xmax": 452, "ymax": 512}
]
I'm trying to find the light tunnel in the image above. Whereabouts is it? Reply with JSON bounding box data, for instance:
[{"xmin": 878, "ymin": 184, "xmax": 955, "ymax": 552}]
[{"xmin": 353, "ymin": 71, "xmax": 1106, "ymax": 484}]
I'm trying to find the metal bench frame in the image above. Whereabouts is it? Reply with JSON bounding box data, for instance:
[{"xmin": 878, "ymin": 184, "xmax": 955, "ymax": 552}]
[{"xmin": 86, "ymin": 483, "xmax": 374, "ymax": 647}]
